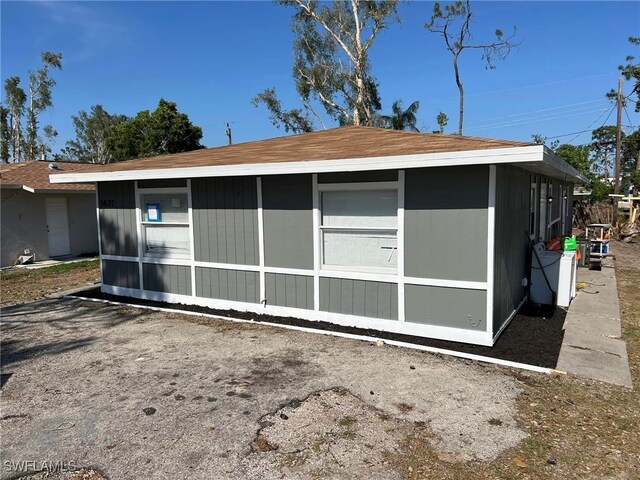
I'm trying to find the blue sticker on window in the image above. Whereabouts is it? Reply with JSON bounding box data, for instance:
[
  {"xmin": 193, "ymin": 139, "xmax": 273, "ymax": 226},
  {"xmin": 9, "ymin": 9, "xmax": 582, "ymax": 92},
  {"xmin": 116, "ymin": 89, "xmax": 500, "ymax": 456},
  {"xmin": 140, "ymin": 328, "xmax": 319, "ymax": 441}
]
[{"xmin": 146, "ymin": 203, "xmax": 161, "ymax": 222}]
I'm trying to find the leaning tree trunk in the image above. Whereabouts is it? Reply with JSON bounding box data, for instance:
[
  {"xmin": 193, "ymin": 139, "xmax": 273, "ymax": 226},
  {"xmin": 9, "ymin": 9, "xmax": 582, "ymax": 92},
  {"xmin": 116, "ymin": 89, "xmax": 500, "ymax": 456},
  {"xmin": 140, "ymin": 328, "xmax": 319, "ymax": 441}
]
[{"xmin": 453, "ymin": 54, "xmax": 464, "ymax": 135}]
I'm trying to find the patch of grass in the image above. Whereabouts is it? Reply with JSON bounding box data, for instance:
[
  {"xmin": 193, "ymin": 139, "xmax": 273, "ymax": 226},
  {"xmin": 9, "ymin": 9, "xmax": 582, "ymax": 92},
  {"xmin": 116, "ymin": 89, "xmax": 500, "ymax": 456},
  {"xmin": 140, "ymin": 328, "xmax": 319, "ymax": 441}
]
[
  {"xmin": 42, "ymin": 259, "xmax": 99, "ymax": 274},
  {"xmin": 377, "ymin": 413, "xmax": 391, "ymax": 421},
  {"xmin": 0, "ymin": 259, "xmax": 100, "ymax": 306},
  {"xmin": 337, "ymin": 415, "xmax": 357, "ymax": 427},
  {"xmin": 488, "ymin": 418, "xmax": 503, "ymax": 426}
]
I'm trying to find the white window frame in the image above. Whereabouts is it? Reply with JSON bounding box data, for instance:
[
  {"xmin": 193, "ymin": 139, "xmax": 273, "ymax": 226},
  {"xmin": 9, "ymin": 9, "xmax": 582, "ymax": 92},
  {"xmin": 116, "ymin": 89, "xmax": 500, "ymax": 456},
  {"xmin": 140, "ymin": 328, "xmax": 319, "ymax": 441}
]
[
  {"xmin": 137, "ymin": 186, "xmax": 191, "ymax": 260},
  {"xmin": 317, "ymin": 181, "xmax": 399, "ymax": 275}
]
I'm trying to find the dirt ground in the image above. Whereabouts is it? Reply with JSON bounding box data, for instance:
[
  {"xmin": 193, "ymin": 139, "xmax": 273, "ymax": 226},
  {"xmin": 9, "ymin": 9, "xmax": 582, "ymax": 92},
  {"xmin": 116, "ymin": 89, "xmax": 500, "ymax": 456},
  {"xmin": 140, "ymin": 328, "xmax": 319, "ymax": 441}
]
[
  {"xmin": 1, "ymin": 242, "xmax": 638, "ymax": 479},
  {"xmin": 391, "ymin": 240, "xmax": 640, "ymax": 479},
  {"xmin": 2, "ymin": 298, "xmax": 525, "ymax": 480},
  {"xmin": 0, "ymin": 260, "xmax": 100, "ymax": 307}
]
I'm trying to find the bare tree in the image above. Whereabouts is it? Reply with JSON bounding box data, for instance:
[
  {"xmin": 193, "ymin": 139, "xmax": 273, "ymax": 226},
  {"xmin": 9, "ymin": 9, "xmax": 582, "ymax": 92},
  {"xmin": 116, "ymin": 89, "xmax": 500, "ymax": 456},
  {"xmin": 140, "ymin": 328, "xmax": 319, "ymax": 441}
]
[
  {"xmin": 26, "ymin": 51, "xmax": 62, "ymax": 160},
  {"xmin": 426, "ymin": 1, "xmax": 518, "ymax": 135},
  {"xmin": 254, "ymin": 0, "xmax": 398, "ymax": 131},
  {"xmin": 3, "ymin": 76, "xmax": 26, "ymax": 162}
]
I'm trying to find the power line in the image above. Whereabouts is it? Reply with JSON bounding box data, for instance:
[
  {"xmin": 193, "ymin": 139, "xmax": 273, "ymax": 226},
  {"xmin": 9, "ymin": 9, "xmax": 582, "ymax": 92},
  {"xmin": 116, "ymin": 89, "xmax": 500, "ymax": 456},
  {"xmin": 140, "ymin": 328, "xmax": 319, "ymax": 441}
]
[
  {"xmin": 623, "ymin": 104, "xmax": 636, "ymax": 130},
  {"xmin": 558, "ymin": 104, "xmax": 616, "ymax": 144},
  {"xmin": 466, "ymin": 99, "xmax": 606, "ymax": 127},
  {"xmin": 466, "ymin": 107, "xmax": 610, "ymax": 132}
]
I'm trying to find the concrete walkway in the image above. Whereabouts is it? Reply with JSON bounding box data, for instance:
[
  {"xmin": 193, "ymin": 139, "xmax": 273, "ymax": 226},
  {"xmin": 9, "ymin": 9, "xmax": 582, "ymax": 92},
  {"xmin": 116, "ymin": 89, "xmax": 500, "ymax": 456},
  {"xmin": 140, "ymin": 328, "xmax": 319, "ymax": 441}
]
[{"xmin": 556, "ymin": 260, "xmax": 633, "ymax": 388}]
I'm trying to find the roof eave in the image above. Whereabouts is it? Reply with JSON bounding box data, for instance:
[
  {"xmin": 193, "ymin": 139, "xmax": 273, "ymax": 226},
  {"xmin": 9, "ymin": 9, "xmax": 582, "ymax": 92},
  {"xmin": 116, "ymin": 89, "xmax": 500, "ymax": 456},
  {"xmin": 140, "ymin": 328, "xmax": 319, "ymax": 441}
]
[
  {"xmin": 542, "ymin": 146, "xmax": 589, "ymax": 184},
  {"xmin": 50, "ymin": 145, "xmax": 549, "ymax": 184}
]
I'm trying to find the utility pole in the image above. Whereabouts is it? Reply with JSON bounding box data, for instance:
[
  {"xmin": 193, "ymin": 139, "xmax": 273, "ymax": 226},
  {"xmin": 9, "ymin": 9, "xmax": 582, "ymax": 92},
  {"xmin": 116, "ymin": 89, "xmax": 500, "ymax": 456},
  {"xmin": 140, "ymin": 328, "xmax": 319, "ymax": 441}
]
[
  {"xmin": 613, "ymin": 77, "xmax": 624, "ymax": 226},
  {"xmin": 225, "ymin": 123, "xmax": 232, "ymax": 145}
]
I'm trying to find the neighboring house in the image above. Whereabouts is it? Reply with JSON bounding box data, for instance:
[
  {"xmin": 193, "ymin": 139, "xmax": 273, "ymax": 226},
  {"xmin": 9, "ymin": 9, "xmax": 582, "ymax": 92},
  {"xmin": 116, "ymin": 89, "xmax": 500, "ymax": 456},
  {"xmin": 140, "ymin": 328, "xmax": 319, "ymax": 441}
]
[
  {"xmin": 51, "ymin": 126, "xmax": 585, "ymax": 346},
  {"xmin": 1, "ymin": 161, "xmax": 99, "ymax": 267}
]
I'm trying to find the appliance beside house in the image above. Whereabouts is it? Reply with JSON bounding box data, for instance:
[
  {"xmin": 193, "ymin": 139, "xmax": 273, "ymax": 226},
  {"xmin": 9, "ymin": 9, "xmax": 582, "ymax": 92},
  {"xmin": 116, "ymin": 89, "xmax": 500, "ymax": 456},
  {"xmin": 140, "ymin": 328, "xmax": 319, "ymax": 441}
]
[
  {"xmin": 49, "ymin": 126, "xmax": 587, "ymax": 346},
  {"xmin": 0, "ymin": 161, "xmax": 101, "ymax": 267}
]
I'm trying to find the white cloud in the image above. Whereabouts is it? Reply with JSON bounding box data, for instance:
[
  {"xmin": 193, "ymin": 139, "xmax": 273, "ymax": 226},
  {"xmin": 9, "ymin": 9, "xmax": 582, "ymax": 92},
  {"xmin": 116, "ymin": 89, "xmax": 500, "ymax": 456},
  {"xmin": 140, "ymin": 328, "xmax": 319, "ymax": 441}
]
[{"xmin": 36, "ymin": 0, "xmax": 128, "ymax": 63}]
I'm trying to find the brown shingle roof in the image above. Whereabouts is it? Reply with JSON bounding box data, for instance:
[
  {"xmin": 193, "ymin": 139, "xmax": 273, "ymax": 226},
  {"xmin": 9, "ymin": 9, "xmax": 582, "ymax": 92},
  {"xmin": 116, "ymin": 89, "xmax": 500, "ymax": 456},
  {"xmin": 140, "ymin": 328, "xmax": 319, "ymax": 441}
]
[
  {"xmin": 0, "ymin": 161, "xmax": 96, "ymax": 192},
  {"xmin": 52, "ymin": 126, "xmax": 533, "ymax": 175}
]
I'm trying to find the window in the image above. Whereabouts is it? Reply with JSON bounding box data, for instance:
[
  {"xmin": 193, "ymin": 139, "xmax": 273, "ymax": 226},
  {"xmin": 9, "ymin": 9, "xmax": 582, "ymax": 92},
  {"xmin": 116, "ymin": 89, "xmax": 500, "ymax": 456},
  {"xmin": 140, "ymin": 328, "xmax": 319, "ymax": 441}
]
[
  {"xmin": 538, "ymin": 181, "xmax": 547, "ymax": 243},
  {"xmin": 140, "ymin": 191, "xmax": 190, "ymax": 258},
  {"xmin": 320, "ymin": 187, "xmax": 398, "ymax": 271},
  {"xmin": 529, "ymin": 179, "xmax": 538, "ymax": 240}
]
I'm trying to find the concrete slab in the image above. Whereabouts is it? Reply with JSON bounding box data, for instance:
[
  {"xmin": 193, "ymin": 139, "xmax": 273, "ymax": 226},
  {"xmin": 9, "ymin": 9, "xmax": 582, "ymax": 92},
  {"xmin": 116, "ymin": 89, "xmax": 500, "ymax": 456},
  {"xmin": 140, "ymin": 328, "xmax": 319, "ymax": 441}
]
[
  {"xmin": 556, "ymin": 261, "xmax": 632, "ymax": 388},
  {"xmin": 1, "ymin": 256, "xmax": 98, "ymax": 271}
]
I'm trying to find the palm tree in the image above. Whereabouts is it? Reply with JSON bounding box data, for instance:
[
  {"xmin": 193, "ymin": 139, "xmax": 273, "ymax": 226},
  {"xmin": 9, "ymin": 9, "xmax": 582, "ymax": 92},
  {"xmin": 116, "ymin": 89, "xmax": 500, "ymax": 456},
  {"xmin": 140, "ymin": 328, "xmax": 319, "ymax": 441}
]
[{"xmin": 378, "ymin": 100, "xmax": 420, "ymax": 132}]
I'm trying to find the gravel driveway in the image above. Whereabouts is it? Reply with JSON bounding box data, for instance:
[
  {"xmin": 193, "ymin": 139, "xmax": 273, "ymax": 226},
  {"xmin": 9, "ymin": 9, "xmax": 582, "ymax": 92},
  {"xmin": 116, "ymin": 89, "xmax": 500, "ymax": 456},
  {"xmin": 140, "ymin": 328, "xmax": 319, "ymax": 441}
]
[{"xmin": 1, "ymin": 298, "xmax": 527, "ymax": 479}]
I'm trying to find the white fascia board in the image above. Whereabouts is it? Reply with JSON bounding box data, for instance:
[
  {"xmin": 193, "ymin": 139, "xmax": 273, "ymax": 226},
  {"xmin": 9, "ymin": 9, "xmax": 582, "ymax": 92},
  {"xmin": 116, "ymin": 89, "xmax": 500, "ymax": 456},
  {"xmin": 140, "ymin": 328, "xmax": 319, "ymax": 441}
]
[
  {"xmin": 542, "ymin": 146, "xmax": 589, "ymax": 183},
  {"xmin": 49, "ymin": 145, "xmax": 545, "ymax": 184}
]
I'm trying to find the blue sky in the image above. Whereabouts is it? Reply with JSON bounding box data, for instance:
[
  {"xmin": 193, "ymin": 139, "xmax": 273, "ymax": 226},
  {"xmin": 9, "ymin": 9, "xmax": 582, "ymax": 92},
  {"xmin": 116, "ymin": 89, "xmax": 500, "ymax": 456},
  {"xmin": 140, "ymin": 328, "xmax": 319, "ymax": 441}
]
[{"xmin": 1, "ymin": 1, "xmax": 639, "ymax": 152}]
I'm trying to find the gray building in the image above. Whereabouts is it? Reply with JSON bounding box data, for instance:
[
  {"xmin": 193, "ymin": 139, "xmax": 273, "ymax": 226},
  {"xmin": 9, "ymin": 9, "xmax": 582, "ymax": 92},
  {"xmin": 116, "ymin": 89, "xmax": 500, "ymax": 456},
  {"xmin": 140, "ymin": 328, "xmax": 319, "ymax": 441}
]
[
  {"xmin": 51, "ymin": 127, "xmax": 584, "ymax": 346},
  {"xmin": 1, "ymin": 161, "xmax": 99, "ymax": 267}
]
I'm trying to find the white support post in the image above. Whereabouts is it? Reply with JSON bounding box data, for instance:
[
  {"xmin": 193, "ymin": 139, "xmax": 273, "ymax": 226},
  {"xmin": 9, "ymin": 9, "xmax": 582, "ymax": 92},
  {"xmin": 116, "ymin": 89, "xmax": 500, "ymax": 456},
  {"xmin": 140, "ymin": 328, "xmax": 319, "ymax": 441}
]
[
  {"xmin": 133, "ymin": 181, "xmax": 144, "ymax": 291},
  {"xmin": 397, "ymin": 170, "xmax": 405, "ymax": 322},
  {"xmin": 312, "ymin": 173, "xmax": 320, "ymax": 311},
  {"xmin": 187, "ymin": 179, "xmax": 196, "ymax": 297},
  {"xmin": 257, "ymin": 177, "xmax": 266, "ymax": 305},
  {"xmin": 486, "ymin": 165, "xmax": 496, "ymax": 339}
]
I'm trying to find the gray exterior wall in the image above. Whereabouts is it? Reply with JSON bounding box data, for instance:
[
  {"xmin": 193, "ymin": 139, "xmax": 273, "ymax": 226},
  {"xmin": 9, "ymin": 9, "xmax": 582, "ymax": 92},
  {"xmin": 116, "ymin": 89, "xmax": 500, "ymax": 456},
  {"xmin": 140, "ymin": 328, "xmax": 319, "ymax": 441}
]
[
  {"xmin": 138, "ymin": 179, "xmax": 187, "ymax": 189},
  {"xmin": 318, "ymin": 170, "xmax": 397, "ymax": 183},
  {"xmin": 319, "ymin": 278, "xmax": 398, "ymax": 320},
  {"xmin": 143, "ymin": 263, "xmax": 191, "ymax": 295},
  {"xmin": 94, "ymin": 163, "xmax": 578, "ymax": 344},
  {"xmin": 102, "ymin": 259, "xmax": 139, "ymax": 289},
  {"xmin": 98, "ymin": 181, "xmax": 138, "ymax": 257},
  {"xmin": 405, "ymin": 166, "xmax": 488, "ymax": 282},
  {"xmin": 405, "ymin": 284, "xmax": 487, "ymax": 330},
  {"xmin": 266, "ymin": 273, "xmax": 314, "ymax": 309},
  {"xmin": 1, "ymin": 189, "xmax": 98, "ymax": 267},
  {"xmin": 262, "ymin": 174, "xmax": 314, "ymax": 270},
  {"xmin": 195, "ymin": 267, "xmax": 259, "ymax": 303},
  {"xmin": 492, "ymin": 165, "xmax": 530, "ymax": 335},
  {"xmin": 191, "ymin": 177, "xmax": 259, "ymax": 265}
]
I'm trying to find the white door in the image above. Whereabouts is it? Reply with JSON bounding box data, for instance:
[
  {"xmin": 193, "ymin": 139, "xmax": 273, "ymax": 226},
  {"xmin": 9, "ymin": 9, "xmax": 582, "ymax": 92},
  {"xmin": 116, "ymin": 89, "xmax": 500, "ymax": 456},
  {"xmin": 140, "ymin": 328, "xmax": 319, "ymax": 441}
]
[{"xmin": 45, "ymin": 197, "xmax": 71, "ymax": 257}]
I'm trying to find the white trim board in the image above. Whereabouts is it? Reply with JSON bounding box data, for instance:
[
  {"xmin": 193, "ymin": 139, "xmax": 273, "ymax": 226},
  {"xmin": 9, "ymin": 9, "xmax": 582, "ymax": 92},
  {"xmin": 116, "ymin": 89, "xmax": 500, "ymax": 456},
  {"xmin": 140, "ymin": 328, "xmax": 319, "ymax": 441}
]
[
  {"xmin": 486, "ymin": 165, "xmax": 496, "ymax": 336},
  {"xmin": 69, "ymin": 293, "xmax": 551, "ymax": 374},
  {"xmin": 100, "ymin": 284, "xmax": 495, "ymax": 346},
  {"xmin": 100, "ymin": 254, "xmax": 488, "ymax": 290},
  {"xmin": 49, "ymin": 145, "xmax": 586, "ymax": 184},
  {"xmin": 493, "ymin": 295, "xmax": 528, "ymax": 343}
]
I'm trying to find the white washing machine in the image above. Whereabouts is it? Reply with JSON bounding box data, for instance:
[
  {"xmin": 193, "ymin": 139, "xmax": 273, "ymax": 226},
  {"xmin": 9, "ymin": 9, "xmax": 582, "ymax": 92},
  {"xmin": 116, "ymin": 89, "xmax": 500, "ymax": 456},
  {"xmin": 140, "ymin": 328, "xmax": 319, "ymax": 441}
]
[{"xmin": 530, "ymin": 243, "xmax": 577, "ymax": 307}]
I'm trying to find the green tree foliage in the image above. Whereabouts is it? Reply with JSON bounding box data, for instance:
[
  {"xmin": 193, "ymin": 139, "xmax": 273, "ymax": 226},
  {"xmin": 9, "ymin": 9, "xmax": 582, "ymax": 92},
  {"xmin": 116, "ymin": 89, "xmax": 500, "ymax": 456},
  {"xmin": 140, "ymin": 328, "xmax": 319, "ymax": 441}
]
[
  {"xmin": 3, "ymin": 76, "xmax": 27, "ymax": 162},
  {"xmin": 40, "ymin": 125, "xmax": 58, "ymax": 160},
  {"xmin": 590, "ymin": 126, "xmax": 620, "ymax": 178},
  {"xmin": 106, "ymin": 99, "xmax": 204, "ymax": 162},
  {"xmin": 426, "ymin": 1, "xmax": 518, "ymax": 135},
  {"xmin": 607, "ymin": 37, "xmax": 639, "ymax": 112},
  {"xmin": 531, "ymin": 133, "xmax": 559, "ymax": 150},
  {"xmin": 555, "ymin": 144, "xmax": 592, "ymax": 176},
  {"xmin": 377, "ymin": 100, "xmax": 420, "ymax": 132},
  {"xmin": 61, "ymin": 105, "xmax": 127, "ymax": 164},
  {"xmin": 590, "ymin": 178, "xmax": 613, "ymax": 201},
  {"xmin": 433, "ymin": 111, "xmax": 449, "ymax": 134},
  {"xmin": 26, "ymin": 52, "xmax": 62, "ymax": 160},
  {"xmin": 253, "ymin": 0, "xmax": 399, "ymax": 132},
  {"xmin": 0, "ymin": 106, "xmax": 9, "ymax": 163},
  {"xmin": 251, "ymin": 88, "xmax": 313, "ymax": 134}
]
